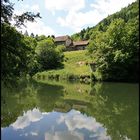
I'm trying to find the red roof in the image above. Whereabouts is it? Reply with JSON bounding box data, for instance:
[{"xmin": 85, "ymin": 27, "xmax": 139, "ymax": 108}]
[
  {"xmin": 73, "ymin": 40, "xmax": 89, "ymax": 46},
  {"xmin": 54, "ymin": 35, "xmax": 69, "ymax": 42}
]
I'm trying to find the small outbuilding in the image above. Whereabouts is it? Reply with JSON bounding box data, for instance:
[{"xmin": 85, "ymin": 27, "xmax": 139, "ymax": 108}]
[
  {"xmin": 54, "ymin": 35, "xmax": 89, "ymax": 51},
  {"xmin": 73, "ymin": 40, "xmax": 89, "ymax": 50},
  {"xmin": 54, "ymin": 35, "xmax": 73, "ymax": 47}
]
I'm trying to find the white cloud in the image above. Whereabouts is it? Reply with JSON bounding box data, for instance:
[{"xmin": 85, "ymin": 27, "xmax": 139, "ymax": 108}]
[
  {"xmin": 58, "ymin": 110, "xmax": 101, "ymax": 131},
  {"xmin": 57, "ymin": 10, "xmax": 103, "ymax": 32},
  {"xmin": 10, "ymin": 109, "xmax": 111, "ymax": 139},
  {"xmin": 90, "ymin": 0, "xmax": 136, "ymax": 16},
  {"xmin": 31, "ymin": 5, "xmax": 40, "ymax": 12},
  {"xmin": 12, "ymin": 115, "xmax": 30, "ymax": 130},
  {"xmin": 20, "ymin": 132, "xmax": 38, "ymax": 137},
  {"xmin": 12, "ymin": 6, "xmax": 54, "ymax": 36},
  {"xmin": 57, "ymin": 0, "xmax": 136, "ymax": 32},
  {"xmin": 24, "ymin": 4, "xmax": 30, "ymax": 9},
  {"xmin": 57, "ymin": 110, "xmax": 111, "ymax": 140},
  {"xmin": 30, "ymin": 131, "xmax": 38, "ymax": 136},
  {"xmin": 17, "ymin": 19, "xmax": 55, "ymax": 36},
  {"xmin": 45, "ymin": 0, "xmax": 85, "ymax": 13},
  {"xmin": 14, "ymin": 4, "xmax": 40, "ymax": 14},
  {"xmin": 24, "ymin": 133, "xmax": 28, "ymax": 136},
  {"xmin": 45, "ymin": 131, "xmax": 84, "ymax": 140},
  {"xmin": 12, "ymin": 108, "xmax": 43, "ymax": 130}
]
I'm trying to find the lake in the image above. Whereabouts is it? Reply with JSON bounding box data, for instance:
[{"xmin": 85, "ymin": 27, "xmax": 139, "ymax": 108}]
[{"xmin": 1, "ymin": 79, "xmax": 139, "ymax": 140}]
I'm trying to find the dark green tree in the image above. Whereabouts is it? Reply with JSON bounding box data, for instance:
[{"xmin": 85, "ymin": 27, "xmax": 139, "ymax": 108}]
[
  {"xmin": 30, "ymin": 33, "xmax": 35, "ymax": 38},
  {"xmin": 1, "ymin": 24, "xmax": 33, "ymax": 81},
  {"xmin": 87, "ymin": 17, "xmax": 139, "ymax": 82},
  {"xmin": 1, "ymin": 0, "xmax": 42, "ymax": 82},
  {"xmin": 36, "ymin": 38, "xmax": 64, "ymax": 70}
]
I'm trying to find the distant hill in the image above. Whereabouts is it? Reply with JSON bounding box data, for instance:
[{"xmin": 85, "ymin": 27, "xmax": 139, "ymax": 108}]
[{"xmin": 71, "ymin": 1, "xmax": 139, "ymax": 41}]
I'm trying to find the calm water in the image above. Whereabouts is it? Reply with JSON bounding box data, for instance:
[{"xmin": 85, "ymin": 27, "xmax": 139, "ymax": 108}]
[{"xmin": 1, "ymin": 79, "xmax": 139, "ymax": 140}]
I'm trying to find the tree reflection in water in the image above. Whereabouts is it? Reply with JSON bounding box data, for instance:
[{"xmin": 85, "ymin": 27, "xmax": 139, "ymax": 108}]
[{"xmin": 1, "ymin": 79, "xmax": 139, "ymax": 140}]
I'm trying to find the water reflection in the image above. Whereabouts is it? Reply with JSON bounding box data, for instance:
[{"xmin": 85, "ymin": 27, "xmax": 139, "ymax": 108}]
[
  {"xmin": 1, "ymin": 79, "xmax": 139, "ymax": 140},
  {"xmin": 12, "ymin": 108, "xmax": 43, "ymax": 130},
  {"xmin": 2, "ymin": 108, "xmax": 111, "ymax": 140}
]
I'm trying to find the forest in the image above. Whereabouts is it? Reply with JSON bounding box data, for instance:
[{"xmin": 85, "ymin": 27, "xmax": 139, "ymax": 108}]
[{"xmin": 71, "ymin": 1, "xmax": 139, "ymax": 82}]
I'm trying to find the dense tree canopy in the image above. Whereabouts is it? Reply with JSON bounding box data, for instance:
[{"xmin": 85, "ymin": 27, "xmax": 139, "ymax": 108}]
[
  {"xmin": 89, "ymin": 18, "xmax": 138, "ymax": 81},
  {"xmin": 36, "ymin": 38, "xmax": 64, "ymax": 70},
  {"xmin": 1, "ymin": 23, "xmax": 33, "ymax": 81},
  {"xmin": 1, "ymin": 0, "xmax": 41, "ymax": 82},
  {"xmin": 71, "ymin": 1, "xmax": 139, "ymax": 82}
]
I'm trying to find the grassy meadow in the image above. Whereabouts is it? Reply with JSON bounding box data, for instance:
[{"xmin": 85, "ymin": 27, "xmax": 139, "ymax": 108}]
[{"xmin": 34, "ymin": 50, "xmax": 93, "ymax": 81}]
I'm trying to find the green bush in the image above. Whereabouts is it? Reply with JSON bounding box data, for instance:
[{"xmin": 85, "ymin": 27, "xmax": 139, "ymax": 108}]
[{"xmin": 36, "ymin": 38, "xmax": 64, "ymax": 70}]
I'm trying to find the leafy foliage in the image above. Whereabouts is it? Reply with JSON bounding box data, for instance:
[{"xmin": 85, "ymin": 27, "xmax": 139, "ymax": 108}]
[
  {"xmin": 13, "ymin": 12, "xmax": 41, "ymax": 27},
  {"xmin": 36, "ymin": 38, "xmax": 64, "ymax": 70},
  {"xmin": 1, "ymin": 0, "xmax": 14, "ymax": 24},
  {"xmin": 1, "ymin": 0, "xmax": 41, "ymax": 26},
  {"xmin": 1, "ymin": 23, "xmax": 33, "ymax": 81},
  {"xmin": 1, "ymin": 0, "xmax": 42, "ymax": 83},
  {"xmin": 72, "ymin": 1, "xmax": 139, "ymax": 82}
]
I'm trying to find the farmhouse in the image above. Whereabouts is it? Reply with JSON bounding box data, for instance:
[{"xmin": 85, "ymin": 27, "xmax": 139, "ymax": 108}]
[
  {"xmin": 73, "ymin": 40, "xmax": 89, "ymax": 50},
  {"xmin": 54, "ymin": 35, "xmax": 73, "ymax": 47},
  {"xmin": 54, "ymin": 35, "xmax": 89, "ymax": 51}
]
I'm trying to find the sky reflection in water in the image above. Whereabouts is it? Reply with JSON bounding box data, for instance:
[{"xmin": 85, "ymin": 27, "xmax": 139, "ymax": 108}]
[
  {"xmin": 1, "ymin": 80, "xmax": 138, "ymax": 140},
  {"xmin": 2, "ymin": 108, "xmax": 111, "ymax": 140}
]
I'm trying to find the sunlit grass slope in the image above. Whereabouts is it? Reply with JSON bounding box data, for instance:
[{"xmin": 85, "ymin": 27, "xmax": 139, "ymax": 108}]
[
  {"xmin": 34, "ymin": 50, "xmax": 92, "ymax": 79},
  {"xmin": 63, "ymin": 50, "xmax": 91, "ymax": 75}
]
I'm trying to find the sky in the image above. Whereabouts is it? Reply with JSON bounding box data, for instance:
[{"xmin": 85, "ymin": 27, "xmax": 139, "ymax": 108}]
[{"xmin": 11, "ymin": 0, "xmax": 136, "ymax": 36}]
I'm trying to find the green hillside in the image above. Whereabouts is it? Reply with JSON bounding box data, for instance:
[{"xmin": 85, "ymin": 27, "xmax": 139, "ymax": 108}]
[
  {"xmin": 71, "ymin": 1, "xmax": 139, "ymax": 41},
  {"xmin": 34, "ymin": 1, "xmax": 139, "ymax": 82},
  {"xmin": 63, "ymin": 50, "xmax": 91, "ymax": 75},
  {"xmin": 71, "ymin": 1, "xmax": 139, "ymax": 82},
  {"xmin": 34, "ymin": 50, "xmax": 92, "ymax": 81}
]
